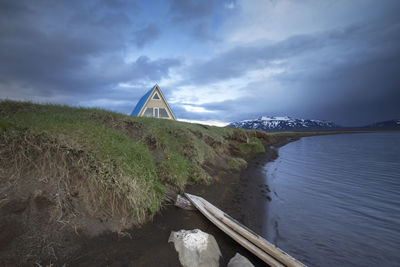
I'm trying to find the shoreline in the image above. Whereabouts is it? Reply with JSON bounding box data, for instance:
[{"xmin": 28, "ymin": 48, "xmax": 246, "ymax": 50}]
[
  {"xmin": 67, "ymin": 135, "xmax": 296, "ymax": 267},
  {"xmin": 6, "ymin": 132, "xmax": 326, "ymax": 266},
  {"xmin": 2, "ymin": 101, "xmax": 395, "ymax": 266},
  {"xmin": 4, "ymin": 131, "xmax": 348, "ymax": 266},
  {"xmin": 228, "ymin": 136, "xmax": 294, "ymax": 235}
]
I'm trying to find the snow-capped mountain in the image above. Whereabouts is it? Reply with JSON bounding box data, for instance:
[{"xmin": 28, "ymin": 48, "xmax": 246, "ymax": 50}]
[{"xmin": 228, "ymin": 116, "xmax": 341, "ymax": 132}]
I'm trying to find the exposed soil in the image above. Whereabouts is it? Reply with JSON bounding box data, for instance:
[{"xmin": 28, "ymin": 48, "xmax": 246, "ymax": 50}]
[
  {"xmin": 65, "ymin": 135, "xmax": 293, "ymax": 267},
  {"xmin": 0, "ymin": 101, "xmax": 368, "ymax": 267},
  {"xmin": 0, "ymin": 134, "xmax": 294, "ymax": 267}
]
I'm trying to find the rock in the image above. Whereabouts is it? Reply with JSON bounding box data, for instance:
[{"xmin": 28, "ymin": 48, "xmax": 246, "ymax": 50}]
[
  {"xmin": 168, "ymin": 229, "xmax": 221, "ymax": 267},
  {"xmin": 175, "ymin": 194, "xmax": 196, "ymax": 210},
  {"xmin": 227, "ymin": 253, "xmax": 255, "ymax": 267}
]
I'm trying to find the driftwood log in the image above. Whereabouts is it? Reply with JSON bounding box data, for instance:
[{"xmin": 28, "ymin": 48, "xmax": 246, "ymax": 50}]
[{"xmin": 184, "ymin": 193, "xmax": 306, "ymax": 267}]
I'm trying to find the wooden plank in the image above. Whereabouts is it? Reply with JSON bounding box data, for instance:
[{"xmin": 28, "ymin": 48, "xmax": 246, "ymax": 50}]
[
  {"xmin": 185, "ymin": 193, "xmax": 306, "ymax": 267},
  {"xmin": 185, "ymin": 193, "xmax": 284, "ymax": 267},
  {"xmin": 201, "ymin": 197, "xmax": 305, "ymax": 267}
]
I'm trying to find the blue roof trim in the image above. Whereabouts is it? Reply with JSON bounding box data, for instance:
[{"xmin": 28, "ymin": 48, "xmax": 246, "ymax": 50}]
[{"xmin": 130, "ymin": 85, "xmax": 156, "ymax": 116}]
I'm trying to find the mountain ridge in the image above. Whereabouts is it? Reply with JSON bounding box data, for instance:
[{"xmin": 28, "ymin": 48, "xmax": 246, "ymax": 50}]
[{"xmin": 228, "ymin": 116, "xmax": 400, "ymax": 132}]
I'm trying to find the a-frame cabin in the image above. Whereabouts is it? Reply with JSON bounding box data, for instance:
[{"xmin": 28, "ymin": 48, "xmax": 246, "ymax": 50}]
[{"xmin": 131, "ymin": 84, "xmax": 176, "ymax": 120}]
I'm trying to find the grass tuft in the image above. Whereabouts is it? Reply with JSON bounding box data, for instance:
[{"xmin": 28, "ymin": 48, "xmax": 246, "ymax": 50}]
[
  {"xmin": 239, "ymin": 137, "xmax": 265, "ymax": 153},
  {"xmin": 227, "ymin": 157, "xmax": 248, "ymax": 170}
]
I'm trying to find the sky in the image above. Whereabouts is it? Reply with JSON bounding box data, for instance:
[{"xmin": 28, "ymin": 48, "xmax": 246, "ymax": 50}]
[{"xmin": 0, "ymin": 0, "xmax": 399, "ymax": 126}]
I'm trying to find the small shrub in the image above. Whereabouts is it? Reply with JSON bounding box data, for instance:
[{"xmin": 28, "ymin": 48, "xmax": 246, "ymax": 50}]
[
  {"xmin": 228, "ymin": 157, "xmax": 248, "ymax": 170},
  {"xmin": 239, "ymin": 137, "xmax": 265, "ymax": 153}
]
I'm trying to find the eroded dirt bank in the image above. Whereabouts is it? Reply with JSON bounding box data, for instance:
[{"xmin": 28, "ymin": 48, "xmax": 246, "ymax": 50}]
[
  {"xmin": 1, "ymin": 134, "xmax": 294, "ymax": 267},
  {"xmin": 0, "ymin": 102, "xmax": 366, "ymax": 266},
  {"xmin": 61, "ymin": 135, "xmax": 295, "ymax": 267},
  {"xmin": 1, "ymin": 101, "xmax": 282, "ymax": 266}
]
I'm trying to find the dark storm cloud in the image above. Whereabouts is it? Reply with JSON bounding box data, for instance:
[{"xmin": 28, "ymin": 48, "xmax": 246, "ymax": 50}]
[
  {"xmin": 169, "ymin": 0, "xmax": 215, "ymax": 21},
  {"xmin": 132, "ymin": 24, "xmax": 161, "ymax": 48},
  {"xmin": 187, "ymin": 20, "xmax": 400, "ymax": 86},
  {"xmin": 168, "ymin": 0, "xmax": 218, "ymax": 39},
  {"xmin": 0, "ymin": 0, "xmax": 178, "ymax": 105},
  {"xmin": 293, "ymin": 52, "xmax": 400, "ymax": 125},
  {"xmin": 1, "ymin": 0, "xmax": 399, "ymax": 125},
  {"xmin": 179, "ymin": 11, "xmax": 400, "ymax": 125}
]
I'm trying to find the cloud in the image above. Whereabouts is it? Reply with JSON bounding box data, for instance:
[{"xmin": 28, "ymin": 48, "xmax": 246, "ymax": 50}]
[
  {"xmin": 182, "ymin": 105, "xmax": 215, "ymax": 113},
  {"xmin": 0, "ymin": 0, "xmax": 180, "ymax": 113},
  {"xmin": 170, "ymin": 13, "xmax": 400, "ymax": 124},
  {"xmin": 178, "ymin": 118, "xmax": 229, "ymax": 127},
  {"xmin": 0, "ymin": 0, "xmax": 399, "ymax": 125},
  {"xmin": 221, "ymin": 0, "xmax": 400, "ymax": 43},
  {"xmin": 168, "ymin": 0, "xmax": 218, "ymax": 39},
  {"xmin": 132, "ymin": 24, "xmax": 161, "ymax": 48},
  {"xmin": 169, "ymin": 0, "xmax": 216, "ymax": 22},
  {"xmin": 185, "ymin": 23, "xmax": 389, "ymax": 86},
  {"xmin": 225, "ymin": 2, "xmax": 235, "ymax": 10}
]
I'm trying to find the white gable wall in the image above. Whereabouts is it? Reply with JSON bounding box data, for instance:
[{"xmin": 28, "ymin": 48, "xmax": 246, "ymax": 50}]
[{"xmin": 138, "ymin": 88, "xmax": 175, "ymax": 119}]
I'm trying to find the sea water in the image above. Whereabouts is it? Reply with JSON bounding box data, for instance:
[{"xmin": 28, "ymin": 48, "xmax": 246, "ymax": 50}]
[{"xmin": 263, "ymin": 132, "xmax": 400, "ymax": 267}]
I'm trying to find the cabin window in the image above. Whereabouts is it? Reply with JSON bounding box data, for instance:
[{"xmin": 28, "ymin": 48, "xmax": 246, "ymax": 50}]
[
  {"xmin": 159, "ymin": 108, "xmax": 170, "ymax": 118},
  {"xmin": 143, "ymin": 107, "xmax": 153, "ymax": 117},
  {"xmin": 153, "ymin": 93, "xmax": 160, "ymax": 100},
  {"xmin": 143, "ymin": 107, "xmax": 171, "ymax": 119}
]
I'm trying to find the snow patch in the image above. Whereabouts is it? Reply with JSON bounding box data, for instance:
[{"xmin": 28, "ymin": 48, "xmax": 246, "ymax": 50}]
[
  {"xmin": 258, "ymin": 116, "xmax": 291, "ymax": 121},
  {"xmin": 229, "ymin": 115, "xmax": 339, "ymax": 131}
]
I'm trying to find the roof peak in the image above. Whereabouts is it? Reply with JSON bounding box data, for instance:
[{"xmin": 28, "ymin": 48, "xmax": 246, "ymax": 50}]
[{"xmin": 130, "ymin": 84, "xmax": 176, "ymax": 120}]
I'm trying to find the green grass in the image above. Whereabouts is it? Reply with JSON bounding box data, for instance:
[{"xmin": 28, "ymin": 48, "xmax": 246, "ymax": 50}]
[
  {"xmin": 238, "ymin": 137, "xmax": 265, "ymax": 153},
  {"xmin": 0, "ymin": 102, "xmax": 165, "ymax": 224},
  {"xmin": 227, "ymin": 157, "xmax": 248, "ymax": 170},
  {"xmin": 1, "ymin": 100, "xmax": 270, "ymax": 230}
]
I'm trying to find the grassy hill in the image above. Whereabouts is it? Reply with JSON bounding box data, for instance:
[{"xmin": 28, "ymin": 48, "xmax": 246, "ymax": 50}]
[{"xmin": 0, "ymin": 100, "xmax": 275, "ymax": 238}]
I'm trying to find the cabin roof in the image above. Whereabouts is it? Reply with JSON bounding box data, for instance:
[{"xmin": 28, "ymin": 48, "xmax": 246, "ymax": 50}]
[
  {"xmin": 130, "ymin": 85, "xmax": 156, "ymax": 116},
  {"xmin": 130, "ymin": 84, "xmax": 176, "ymax": 120}
]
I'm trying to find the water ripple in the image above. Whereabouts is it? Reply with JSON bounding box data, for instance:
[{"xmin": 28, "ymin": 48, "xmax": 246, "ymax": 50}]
[{"xmin": 263, "ymin": 132, "xmax": 400, "ymax": 267}]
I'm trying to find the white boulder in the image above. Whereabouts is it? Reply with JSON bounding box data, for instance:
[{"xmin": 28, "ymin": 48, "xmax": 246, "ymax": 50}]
[
  {"xmin": 227, "ymin": 253, "xmax": 255, "ymax": 267},
  {"xmin": 168, "ymin": 229, "xmax": 221, "ymax": 267}
]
